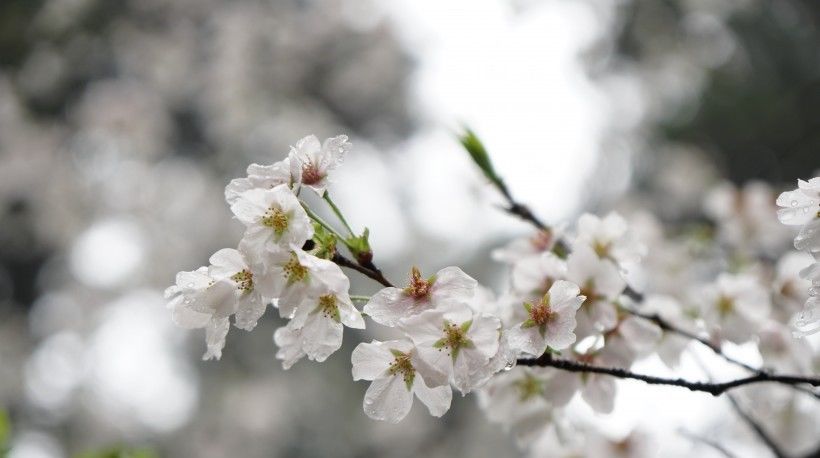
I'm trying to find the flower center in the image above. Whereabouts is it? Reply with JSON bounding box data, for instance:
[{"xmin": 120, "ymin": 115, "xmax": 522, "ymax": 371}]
[
  {"xmin": 716, "ymin": 295, "xmax": 734, "ymax": 316},
  {"xmin": 388, "ymin": 350, "xmax": 416, "ymax": 390},
  {"xmin": 262, "ymin": 207, "xmax": 289, "ymax": 235},
  {"xmin": 315, "ymin": 294, "xmax": 340, "ymax": 322},
  {"xmin": 283, "ymin": 253, "xmax": 309, "ymax": 284},
  {"xmin": 301, "ymin": 162, "xmax": 324, "ymax": 185},
  {"xmin": 404, "ymin": 266, "xmax": 433, "ymax": 301},
  {"xmin": 515, "ymin": 373, "xmax": 544, "ymax": 401},
  {"xmin": 433, "ymin": 320, "xmax": 473, "ymax": 360},
  {"xmin": 230, "ymin": 269, "xmax": 254, "ymax": 293},
  {"xmin": 593, "ymin": 240, "xmax": 612, "ymax": 258},
  {"xmin": 529, "ymin": 301, "xmax": 554, "ymax": 327},
  {"xmin": 579, "ymin": 280, "xmax": 598, "ymax": 306}
]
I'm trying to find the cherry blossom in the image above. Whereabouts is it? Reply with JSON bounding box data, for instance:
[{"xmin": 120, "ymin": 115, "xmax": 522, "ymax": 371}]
[
  {"xmin": 573, "ymin": 212, "xmax": 645, "ymax": 269},
  {"xmin": 399, "ymin": 306, "xmax": 501, "ymax": 393},
  {"xmin": 225, "ymin": 158, "xmax": 293, "ymax": 205},
  {"xmin": 565, "ymin": 245, "xmax": 626, "ymax": 337},
  {"xmin": 506, "ymin": 280, "xmax": 585, "ymax": 357},
  {"xmin": 230, "ymin": 184, "xmax": 313, "ymax": 251},
  {"xmin": 696, "ymin": 273, "xmax": 771, "ymax": 344},
  {"xmin": 363, "ymin": 266, "xmax": 477, "ymax": 326},
  {"xmin": 288, "ymin": 134, "xmax": 350, "ymax": 195},
  {"xmin": 351, "ymin": 339, "xmax": 452, "ymax": 423}
]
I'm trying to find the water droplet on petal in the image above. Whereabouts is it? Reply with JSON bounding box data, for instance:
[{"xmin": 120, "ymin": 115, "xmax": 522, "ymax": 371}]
[
  {"xmin": 503, "ymin": 360, "xmax": 516, "ymax": 372},
  {"xmin": 791, "ymin": 200, "xmax": 799, "ymax": 207},
  {"xmin": 187, "ymin": 283, "xmax": 195, "ymax": 288}
]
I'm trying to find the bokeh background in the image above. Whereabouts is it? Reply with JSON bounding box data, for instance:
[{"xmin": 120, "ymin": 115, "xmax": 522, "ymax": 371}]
[{"xmin": 0, "ymin": 0, "xmax": 818, "ymax": 456}]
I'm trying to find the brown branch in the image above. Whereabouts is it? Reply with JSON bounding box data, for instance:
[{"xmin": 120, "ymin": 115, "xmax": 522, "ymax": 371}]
[
  {"xmin": 332, "ymin": 252, "xmax": 394, "ymax": 288},
  {"xmin": 516, "ymin": 354, "xmax": 820, "ymax": 397}
]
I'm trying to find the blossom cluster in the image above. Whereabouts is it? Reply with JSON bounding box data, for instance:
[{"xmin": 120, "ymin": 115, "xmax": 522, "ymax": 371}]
[
  {"xmin": 165, "ymin": 135, "xmax": 364, "ymax": 363},
  {"xmin": 777, "ymin": 178, "xmax": 820, "ymax": 337},
  {"xmin": 166, "ymin": 133, "xmax": 819, "ymax": 452}
]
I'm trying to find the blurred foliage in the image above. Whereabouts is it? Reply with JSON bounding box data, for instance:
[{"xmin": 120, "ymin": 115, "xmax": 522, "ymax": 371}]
[
  {"xmin": 75, "ymin": 447, "xmax": 158, "ymax": 458},
  {"xmin": 0, "ymin": 409, "xmax": 9, "ymax": 456},
  {"xmin": 617, "ymin": 0, "xmax": 820, "ymax": 183}
]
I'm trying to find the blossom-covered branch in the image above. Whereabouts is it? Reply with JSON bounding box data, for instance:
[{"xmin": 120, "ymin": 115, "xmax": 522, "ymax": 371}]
[{"xmin": 516, "ymin": 353, "xmax": 820, "ymax": 396}]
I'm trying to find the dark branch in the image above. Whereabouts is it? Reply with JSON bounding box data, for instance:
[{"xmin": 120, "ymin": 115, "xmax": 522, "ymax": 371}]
[
  {"xmin": 516, "ymin": 354, "xmax": 820, "ymax": 396},
  {"xmin": 622, "ymin": 307, "xmax": 820, "ymax": 400},
  {"xmin": 726, "ymin": 393, "xmax": 788, "ymax": 458},
  {"xmin": 332, "ymin": 252, "xmax": 394, "ymax": 288}
]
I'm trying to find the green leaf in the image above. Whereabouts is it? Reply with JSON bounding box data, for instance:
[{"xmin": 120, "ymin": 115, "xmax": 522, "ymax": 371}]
[{"xmin": 459, "ymin": 128, "xmax": 506, "ymax": 192}]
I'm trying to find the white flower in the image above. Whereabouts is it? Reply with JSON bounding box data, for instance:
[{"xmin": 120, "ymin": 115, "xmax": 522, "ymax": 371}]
[
  {"xmin": 477, "ymin": 367, "xmax": 573, "ymax": 446},
  {"xmin": 230, "ymin": 184, "xmax": 313, "ymax": 251},
  {"xmin": 705, "ymin": 181, "xmax": 792, "ymax": 255},
  {"xmin": 254, "ymin": 247, "xmax": 345, "ymax": 318},
  {"xmin": 363, "ymin": 266, "xmax": 477, "ymax": 326},
  {"xmin": 696, "ymin": 273, "xmax": 771, "ymax": 344},
  {"xmin": 598, "ymin": 316, "xmax": 662, "ymax": 368},
  {"xmin": 565, "ymin": 246, "xmax": 626, "ymax": 337},
  {"xmin": 351, "ymin": 339, "xmax": 452, "ymax": 423},
  {"xmin": 758, "ymin": 321, "xmax": 813, "ymax": 373},
  {"xmin": 225, "ymin": 158, "xmax": 293, "ymax": 205},
  {"xmin": 400, "ymin": 306, "xmax": 501, "ymax": 394},
  {"xmin": 491, "ymin": 228, "xmax": 563, "ymax": 265},
  {"xmin": 165, "ymin": 246, "xmax": 273, "ymax": 360},
  {"xmin": 562, "ymin": 354, "xmax": 617, "ymax": 414},
  {"xmin": 507, "ymin": 280, "xmax": 585, "ymax": 357},
  {"xmin": 777, "ymin": 177, "xmax": 820, "ymax": 252},
  {"xmin": 573, "ymin": 212, "xmax": 645, "ymax": 269},
  {"xmin": 641, "ymin": 295, "xmax": 695, "ymax": 368},
  {"xmin": 273, "ymin": 267, "xmax": 365, "ymax": 369},
  {"xmin": 510, "ymin": 251, "xmax": 568, "ymax": 298},
  {"xmin": 289, "ymin": 134, "xmax": 350, "ymax": 195},
  {"xmin": 207, "ymin": 247, "xmax": 270, "ymax": 330}
]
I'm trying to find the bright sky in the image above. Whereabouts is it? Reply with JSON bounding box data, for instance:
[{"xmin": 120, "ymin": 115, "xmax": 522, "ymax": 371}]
[{"xmin": 370, "ymin": 0, "xmax": 611, "ymax": 244}]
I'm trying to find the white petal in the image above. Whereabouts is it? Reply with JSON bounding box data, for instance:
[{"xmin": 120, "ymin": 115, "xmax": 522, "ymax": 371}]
[
  {"xmin": 209, "ymin": 248, "xmax": 247, "ymax": 278},
  {"xmin": 581, "ymin": 374, "xmax": 616, "ymax": 414},
  {"xmin": 273, "ymin": 325, "xmax": 305, "ymax": 370},
  {"xmin": 363, "ymin": 375, "xmax": 414, "ymax": 423},
  {"xmin": 547, "ymin": 280, "xmax": 581, "ymax": 307},
  {"xmin": 301, "ymin": 314, "xmax": 343, "ymax": 362},
  {"xmin": 619, "ymin": 316, "xmax": 662, "ymax": 354},
  {"xmin": 431, "ymin": 266, "xmax": 477, "ymax": 305},
  {"xmin": 363, "ymin": 287, "xmax": 418, "ymax": 326},
  {"xmin": 543, "ymin": 370, "xmax": 580, "ymax": 407},
  {"xmin": 413, "ymin": 376, "xmax": 452, "ymax": 417},
  {"xmin": 351, "ymin": 341, "xmax": 393, "ymax": 381},
  {"xmin": 203, "ymin": 317, "xmax": 230, "ymax": 360},
  {"xmin": 234, "ymin": 293, "xmax": 267, "ymax": 331}
]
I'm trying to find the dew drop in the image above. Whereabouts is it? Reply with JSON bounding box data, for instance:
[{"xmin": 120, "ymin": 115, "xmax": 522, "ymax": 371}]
[
  {"xmin": 791, "ymin": 200, "xmax": 799, "ymax": 207},
  {"xmin": 187, "ymin": 283, "xmax": 195, "ymax": 288},
  {"xmin": 503, "ymin": 360, "xmax": 516, "ymax": 372}
]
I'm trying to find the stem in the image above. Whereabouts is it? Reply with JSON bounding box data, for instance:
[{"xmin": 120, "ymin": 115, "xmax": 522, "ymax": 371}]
[
  {"xmin": 300, "ymin": 201, "xmax": 348, "ymax": 241},
  {"xmin": 516, "ymin": 354, "xmax": 820, "ymax": 396},
  {"xmin": 323, "ymin": 192, "xmax": 355, "ymax": 236},
  {"xmin": 332, "ymin": 252, "xmax": 394, "ymax": 288},
  {"xmin": 350, "ymin": 295, "xmax": 371, "ymax": 302},
  {"xmin": 621, "ymin": 306, "xmax": 820, "ymax": 400}
]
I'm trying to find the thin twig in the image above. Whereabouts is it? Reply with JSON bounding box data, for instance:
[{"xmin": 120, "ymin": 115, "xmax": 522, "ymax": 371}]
[
  {"xmin": 726, "ymin": 393, "xmax": 788, "ymax": 458},
  {"xmin": 622, "ymin": 307, "xmax": 820, "ymax": 400},
  {"xmin": 516, "ymin": 354, "xmax": 820, "ymax": 396},
  {"xmin": 332, "ymin": 253, "xmax": 394, "ymax": 288},
  {"xmin": 678, "ymin": 428, "xmax": 737, "ymax": 458}
]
